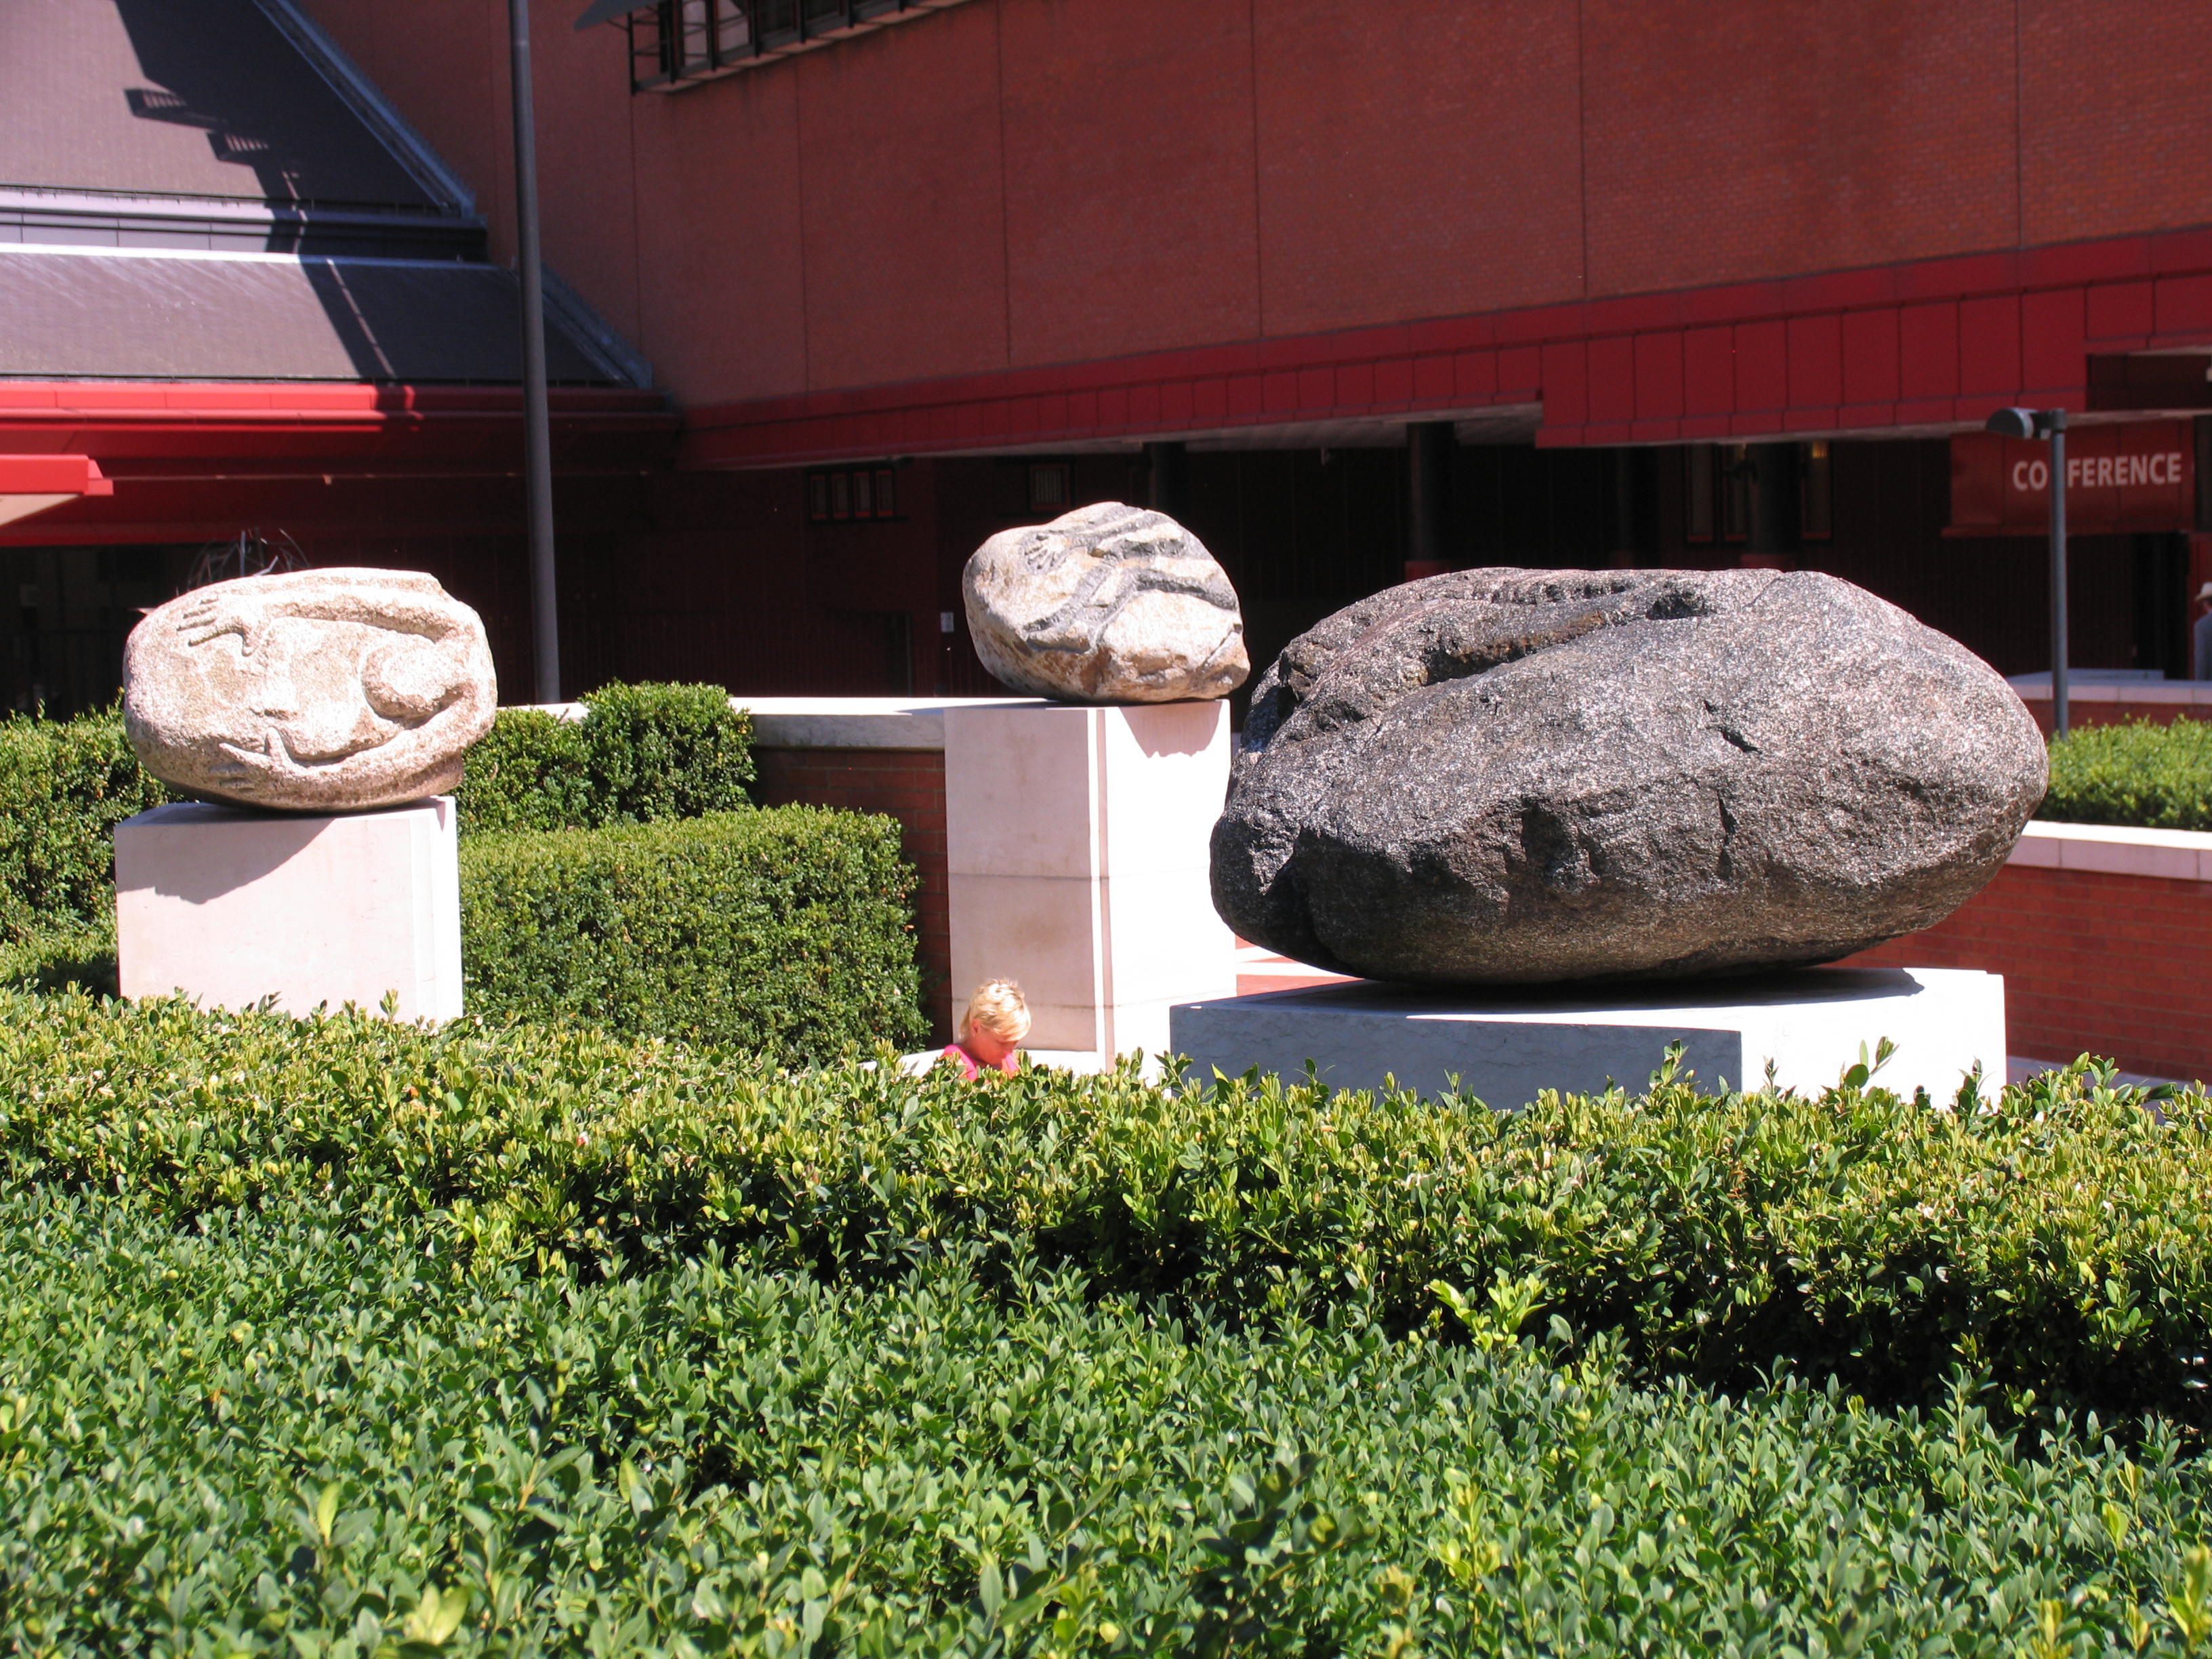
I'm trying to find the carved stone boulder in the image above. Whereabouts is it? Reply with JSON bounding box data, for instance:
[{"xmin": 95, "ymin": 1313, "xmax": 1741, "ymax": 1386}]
[
  {"xmin": 123, "ymin": 569, "xmax": 498, "ymax": 812},
  {"xmin": 1211, "ymin": 568, "xmax": 2048, "ymax": 985},
  {"xmin": 962, "ymin": 502, "xmax": 1249, "ymax": 703}
]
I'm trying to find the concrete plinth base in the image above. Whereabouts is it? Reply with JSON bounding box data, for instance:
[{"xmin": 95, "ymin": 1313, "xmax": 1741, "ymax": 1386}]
[
  {"xmin": 1168, "ymin": 967, "xmax": 2004, "ymax": 1104},
  {"xmin": 115, "ymin": 796, "xmax": 462, "ymax": 1021},
  {"xmin": 944, "ymin": 700, "xmax": 1234, "ymax": 1059}
]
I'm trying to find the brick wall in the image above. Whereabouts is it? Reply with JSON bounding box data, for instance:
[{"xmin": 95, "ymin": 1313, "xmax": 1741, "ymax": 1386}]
[
  {"xmin": 2019, "ymin": 697, "xmax": 2212, "ymax": 735},
  {"xmin": 752, "ymin": 745, "xmax": 952, "ymax": 1043},
  {"xmin": 304, "ymin": 0, "xmax": 2212, "ymax": 419},
  {"xmin": 1847, "ymin": 864, "xmax": 2212, "ymax": 1082}
]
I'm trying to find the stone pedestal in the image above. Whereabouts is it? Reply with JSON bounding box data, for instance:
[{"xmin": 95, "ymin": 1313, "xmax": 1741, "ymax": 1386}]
[
  {"xmin": 1169, "ymin": 966, "xmax": 2005, "ymax": 1104},
  {"xmin": 114, "ymin": 796, "xmax": 462, "ymax": 1021},
  {"xmin": 944, "ymin": 700, "xmax": 1234, "ymax": 1058}
]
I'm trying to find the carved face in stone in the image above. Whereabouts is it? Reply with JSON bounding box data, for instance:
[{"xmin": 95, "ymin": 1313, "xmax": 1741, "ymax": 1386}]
[
  {"xmin": 962, "ymin": 503, "xmax": 1249, "ymax": 703},
  {"xmin": 123, "ymin": 569, "xmax": 497, "ymax": 811}
]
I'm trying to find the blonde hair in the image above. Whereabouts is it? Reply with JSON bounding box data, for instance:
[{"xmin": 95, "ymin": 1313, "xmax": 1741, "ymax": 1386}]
[{"xmin": 963, "ymin": 979, "xmax": 1030, "ymax": 1043}]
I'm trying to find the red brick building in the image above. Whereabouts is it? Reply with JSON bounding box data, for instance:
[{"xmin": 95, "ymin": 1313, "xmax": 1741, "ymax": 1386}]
[{"xmin": 10, "ymin": 0, "xmax": 2212, "ymax": 708}]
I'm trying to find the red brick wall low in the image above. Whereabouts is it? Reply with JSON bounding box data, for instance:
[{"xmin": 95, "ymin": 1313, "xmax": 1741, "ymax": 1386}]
[
  {"xmin": 1847, "ymin": 864, "xmax": 2212, "ymax": 1082},
  {"xmin": 752, "ymin": 745, "xmax": 951, "ymax": 1044},
  {"xmin": 2018, "ymin": 698, "xmax": 2209, "ymax": 735}
]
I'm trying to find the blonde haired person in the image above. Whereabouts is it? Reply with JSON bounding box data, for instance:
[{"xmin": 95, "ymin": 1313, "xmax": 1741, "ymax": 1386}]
[{"xmin": 941, "ymin": 979, "xmax": 1029, "ymax": 1079}]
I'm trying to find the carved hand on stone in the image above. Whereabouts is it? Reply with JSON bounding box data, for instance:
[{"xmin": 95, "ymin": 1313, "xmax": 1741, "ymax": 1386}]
[
  {"xmin": 962, "ymin": 503, "xmax": 1249, "ymax": 703},
  {"xmin": 123, "ymin": 569, "xmax": 498, "ymax": 812}
]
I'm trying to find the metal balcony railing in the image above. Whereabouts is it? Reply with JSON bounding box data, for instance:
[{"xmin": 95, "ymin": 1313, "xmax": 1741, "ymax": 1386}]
[{"xmin": 619, "ymin": 0, "xmax": 964, "ymax": 91}]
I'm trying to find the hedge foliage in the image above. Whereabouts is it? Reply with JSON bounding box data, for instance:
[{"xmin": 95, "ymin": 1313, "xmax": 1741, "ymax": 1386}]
[
  {"xmin": 458, "ymin": 808, "xmax": 926, "ymax": 1059},
  {"xmin": 8, "ymin": 1184, "xmax": 2212, "ymax": 1657},
  {"xmin": 0, "ymin": 682, "xmax": 754, "ymax": 937},
  {"xmin": 2043, "ymin": 716, "xmax": 2212, "ymax": 832},
  {"xmin": 0, "ymin": 918, "xmax": 118, "ymax": 998},
  {"xmin": 0, "ymin": 687, "xmax": 879, "ymax": 1052},
  {"xmin": 453, "ymin": 681, "xmax": 755, "ymax": 836},
  {"xmin": 3, "ymin": 989, "xmax": 2207, "ymax": 1437},
  {"xmin": 0, "ymin": 708, "xmax": 167, "ymax": 937}
]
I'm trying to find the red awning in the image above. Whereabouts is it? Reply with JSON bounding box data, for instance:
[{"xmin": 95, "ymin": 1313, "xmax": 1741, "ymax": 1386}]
[{"xmin": 0, "ymin": 453, "xmax": 112, "ymax": 528}]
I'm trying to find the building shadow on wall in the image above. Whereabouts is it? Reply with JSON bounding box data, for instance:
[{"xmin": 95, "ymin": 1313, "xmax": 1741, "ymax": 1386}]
[{"xmin": 108, "ymin": 0, "xmax": 452, "ymax": 383}]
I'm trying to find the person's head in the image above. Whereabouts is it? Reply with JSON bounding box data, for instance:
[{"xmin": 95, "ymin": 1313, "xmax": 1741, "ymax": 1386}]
[{"xmin": 961, "ymin": 979, "xmax": 1030, "ymax": 1064}]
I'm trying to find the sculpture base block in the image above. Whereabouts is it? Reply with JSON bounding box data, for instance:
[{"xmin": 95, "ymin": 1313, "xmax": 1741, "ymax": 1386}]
[
  {"xmin": 944, "ymin": 700, "xmax": 1235, "ymax": 1058},
  {"xmin": 1168, "ymin": 967, "xmax": 2004, "ymax": 1104},
  {"xmin": 115, "ymin": 797, "xmax": 462, "ymax": 1021}
]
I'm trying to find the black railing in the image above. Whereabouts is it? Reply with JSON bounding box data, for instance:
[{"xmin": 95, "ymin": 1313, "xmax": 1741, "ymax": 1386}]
[{"xmin": 626, "ymin": 0, "xmax": 942, "ymax": 90}]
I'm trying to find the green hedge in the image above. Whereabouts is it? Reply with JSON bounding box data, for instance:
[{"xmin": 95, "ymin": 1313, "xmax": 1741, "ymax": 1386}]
[
  {"xmin": 4, "ymin": 1187, "xmax": 2206, "ymax": 1656},
  {"xmin": 0, "ymin": 683, "xmax": 753, "ymax": 935},
  {"xmin": 0, "ymin": 709, "xmax": 167, "ymax": 938},
  {"xmin": 2, "ymin": 989, "xmax": 2207, "ymax": 1435},
  {"xmin": 458, "ymin": 808, "xmax": 926, "ymax": 1059},
  {"xmin": 453, "ymin": 680, "xmax": 755, "ymax": 835},
  {"xmin": 2043, "ymin": 716, "xmax": 2212, "ymax": 831},
  {"xmin": 0, "ymin": 686, "xmax": 796, "ymax": 1040}
]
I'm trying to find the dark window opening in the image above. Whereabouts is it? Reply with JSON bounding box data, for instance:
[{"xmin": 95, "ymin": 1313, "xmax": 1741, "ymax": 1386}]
[
  {"xmin": 807, "ymin": 466, "xmax": 900, "ymax": 523},
  {"xmin": 1684, "ymin": 445, "xmax": 1715, "ymax": 544},
  {"xmin": 1027, "ymin": 463, "xmax": 1071, "ymax": 513},
  {"xmin": 1801, "ymin": 441, "xmax": 1834, "ymax": 541},
  {"xmin": 1720, "ymin": 444, "xmax": 1752, "ymax": 543}
]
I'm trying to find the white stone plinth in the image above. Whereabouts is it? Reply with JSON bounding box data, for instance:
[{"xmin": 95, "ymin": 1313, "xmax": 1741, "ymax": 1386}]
[
  {"xmin": 1170, "ymin": 966, "xmax": 2005, "ymax": 1104},
  {"xmin": 944, "ymin": 700, "xmax": 1235, "ymax": 1058},
  {"xmin": 115, "ymin": 796, "xmax": 462, "ymax": 1021}
]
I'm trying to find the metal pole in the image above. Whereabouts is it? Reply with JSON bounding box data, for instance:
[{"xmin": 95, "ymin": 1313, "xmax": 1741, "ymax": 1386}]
[
  {"xmin": 510, "ymin": 0, "xmax": 560, "ymax": 703},
  {"xmin": 2049, "ymin": 411, "xmax": 2069, "ymax": 737}
]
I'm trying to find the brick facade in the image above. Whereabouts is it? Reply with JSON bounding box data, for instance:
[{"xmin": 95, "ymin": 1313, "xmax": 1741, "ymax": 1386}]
[
  {"xmin": 2018, "ymin": 696, "xmax": 2212, "ymax": 735},
  {"xmin": 1848, "ymin": 863, "xmax": 2212, "ymax": 1082},
  {"xmin": 302, "ymin": 0, "xmax": 2212, "ymax": 428},
  {"xmin": 751, "ymin": 744, "xmax": 952, "ymax": 1042}
]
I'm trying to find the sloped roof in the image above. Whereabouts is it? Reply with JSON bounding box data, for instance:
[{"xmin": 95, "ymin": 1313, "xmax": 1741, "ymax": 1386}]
[
  {"xmin": 0, "ymin": 0, "xmax": 436, "ymax": 208},
  {"xmin": 0, "ymin": 0, "xmax": 641, "ymax": 388},
  {"xmin": 0, "ymin": 249, "xmax": 611, "ymax": 382}
]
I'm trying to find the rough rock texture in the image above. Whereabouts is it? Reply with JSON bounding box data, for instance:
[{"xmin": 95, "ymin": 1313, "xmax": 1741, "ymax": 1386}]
[
  {"xmin": 123, "ymin": 569, "xmax": 497, "ymax": 812},
  {"xmin": 1211, "ymin": 569, "xmax": 2048, "ymax": 985},
  {"xmin": 963, "ymin": 502, "xmax": 1248, "ymax": 703}
]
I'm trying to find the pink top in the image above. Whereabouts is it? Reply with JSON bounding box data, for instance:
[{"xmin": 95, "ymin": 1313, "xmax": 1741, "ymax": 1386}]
[{"xmin": 939, "ymin": 1043, "xmax": 1019, "ymax": 1080}]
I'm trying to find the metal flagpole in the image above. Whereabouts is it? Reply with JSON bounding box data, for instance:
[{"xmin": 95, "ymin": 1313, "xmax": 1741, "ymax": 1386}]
[
  {"xmin": 2047, "ymin": 410, "xmax": 2069, "ymax": 737},
  {"xmin": 510, "ymin": 0, "xmax": 560, "ymax": 703}
]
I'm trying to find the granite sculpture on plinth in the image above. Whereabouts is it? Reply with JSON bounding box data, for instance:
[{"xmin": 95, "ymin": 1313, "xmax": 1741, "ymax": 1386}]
[
  {"xmin": 122, "ymin": 569, "xmax": 497, "ymax": 812},
  {"xmin": 1211, "ymin": 568, "xmax": 2047, "ymax": 985},
  {"xmin": 963, "ymin": 501, "xmax": 1249, "ymax": 703}
]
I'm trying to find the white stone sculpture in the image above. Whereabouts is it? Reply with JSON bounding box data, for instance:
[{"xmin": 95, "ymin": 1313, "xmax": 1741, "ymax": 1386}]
[
  {"xmin": 962, "ymin": 502, "xmax": 1249, "ymax": 703},
  {"xmin": 122, "ymin": 569, "xmax": 497, "ymax": 811}
]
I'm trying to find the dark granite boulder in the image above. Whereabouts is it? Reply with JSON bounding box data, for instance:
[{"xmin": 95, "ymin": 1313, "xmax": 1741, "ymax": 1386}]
[{"xmin": 1210, "ymin": 569, "xmax": 2047, "ymax": 985}]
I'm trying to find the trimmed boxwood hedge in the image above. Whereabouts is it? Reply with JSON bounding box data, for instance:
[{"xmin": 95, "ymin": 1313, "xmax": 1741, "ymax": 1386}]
[
  {"xmin": 4, "ymin": 1186, "xmax": 2207, "ymax": 1656},
  {"xmin": 2, "ymin": 988, "xmax": 2207, "ymax": 1437},
  {"xmin": 2043, "ymin": 716, "xmax": 2212, "ymax": 832},
  {"xmin": 0, "ymin": 708, "xmax": 167, "ymax": 937},
  {"xmin": 458, "ymin": 807, "xmax": 926, "ymax": 1059},
  {"xmin": 0, "ymin": 686, "xmax": 906, "ymax": 1053},
  {"xmin": 0, "ymin": 682, "xmax": 754, "ymax": 934},
  {"xmin": 453, "ymin": 680, "xmax": 755, "ymax": 835}
]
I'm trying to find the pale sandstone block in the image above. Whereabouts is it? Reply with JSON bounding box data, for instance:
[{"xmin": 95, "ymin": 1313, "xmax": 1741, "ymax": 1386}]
[
  {"xmin": 115, "ymin": 797, "xmax": 462, "ymax": 1021},
  {"xmin": 945, "ymin": 701, "xmax": 1235, "ymax": 1058},
  {"xmin": 1171, "ymin": 966, "xmax": 2005, "ymax": 1105}
]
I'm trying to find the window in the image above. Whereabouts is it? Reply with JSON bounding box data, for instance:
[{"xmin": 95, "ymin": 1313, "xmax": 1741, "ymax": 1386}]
[
  {"xmin": 1800, "ymin": 441, "xmax": 1834, "ymax": 540},
  {"xmin": 1027, "ymin": 464, "xmax": 1071, "ymax": 514},
  {"xmin": 1719, "ymin": 444, "xmax": 1752, "ymax": 543},
  {"xmin": 615, "ymin": 0, "xmax": 969, "ymax": 91},
  {"xmin": 808, "ymin": 466, "xmax": 897, "ymax": 522},
  {"xmin": 1684, "ymin": 445, "xmax": 1715, "ymax": 544}
]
